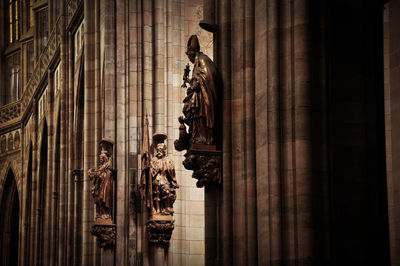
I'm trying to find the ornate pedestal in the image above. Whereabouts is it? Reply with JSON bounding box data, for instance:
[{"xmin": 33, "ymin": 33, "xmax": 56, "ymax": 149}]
[
  {"xmin": 182, "ymin": 144, "xmax": 221, "ymax": 188},
  {"xmin": 146, "ymin": 215, "xmax": 175, "ymax": 246},
  {"xmin": 92, "ymin": 222, "xmax": 116, "ymax": 249}
]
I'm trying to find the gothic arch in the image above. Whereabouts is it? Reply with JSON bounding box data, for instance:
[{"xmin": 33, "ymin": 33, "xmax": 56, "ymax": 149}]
[
  {"xmin": 0, "ymin": 168, "xmax": 20, "ymax": 266},
  {"xmin": 0, "ymin": 160, "xmax": 22, "ymax": 206}
]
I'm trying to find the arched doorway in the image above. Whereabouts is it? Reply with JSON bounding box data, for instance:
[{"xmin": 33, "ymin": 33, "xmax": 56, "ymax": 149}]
[{"xmin": 0, "ymin": 168, "xmax": 20, "ymax": 266}]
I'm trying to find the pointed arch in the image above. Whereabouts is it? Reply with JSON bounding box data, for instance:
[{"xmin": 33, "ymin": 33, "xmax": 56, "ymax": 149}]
[
  {"xmin": 0, "ymin": 159, "xmax": 22, "ymax": 205},
  {"xmin": 0, "ymin": 168, "xmax": 20, "ymax": 266}
]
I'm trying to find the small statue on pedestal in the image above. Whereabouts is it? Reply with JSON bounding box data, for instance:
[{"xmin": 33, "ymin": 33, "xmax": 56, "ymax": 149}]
[
  {"xmin": 88, "ymin": 138, "xmax": 116, "ymax": 248},
  {"xmin": 140, "ymin": 116, "xmax": 178, "ymax": 246},
  {"xmin": 150, "ymin": 141, "xmax": 179, "ymax": 217},
  {"xmin": 175, "ymin": 34, "xmax": 222, "ymax": 187}
]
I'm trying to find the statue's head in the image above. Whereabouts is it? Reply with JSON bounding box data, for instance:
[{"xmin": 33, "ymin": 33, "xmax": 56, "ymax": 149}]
[
  {"xmin": 99, "ymin": 138, "xmax": 113, "ymax": 164},
  {"xmin": 99, "ymin": 150, "xmax": 109, "ymax": 164},
  {"xmin": 186, "ymin": 35, "xmax": 200, "ymax": 63},
  {"xmin": 155, "ymin": 143, "xmax": 167, "ymax": 158}
]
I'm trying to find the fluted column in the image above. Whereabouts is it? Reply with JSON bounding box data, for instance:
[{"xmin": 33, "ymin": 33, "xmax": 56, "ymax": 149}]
[
  {"xmin": 83, "ymin": 0, "xmax": 102, "ymax": 264},
  {"xmin": 115, "ymin": 0, "xmax": 129, "ymax": 264},
  {"xmin": 154, "ymin": 0, "xmax": 166, "ymax": 133},
  {"xmin": 213, "ymin": 0, "xmax": 329, "ymax": 265},
  {"xmin": 58, "ymin": 16, "xmax": 69, "ymax": 265}
]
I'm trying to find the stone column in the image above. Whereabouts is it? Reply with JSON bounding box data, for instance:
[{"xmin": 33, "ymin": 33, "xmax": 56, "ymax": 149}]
[
  {"xmin": 115, "ymin": 0, "xmax": 129, "ymax": 264},
  {"xmin": 66, "ymin": 27, "xmax": 75, "ymax": 266},
  {"xmin": 154, "ymin": 0, "xmax": 166, "ymax": 134},
  {"xmin": 84, "ymin": 0, "xmax": 102, "ymax": 264},
  {"xmin": 209, "ymin": 0, "xmax": 390, "ymax": 265},
  {"xmin": 58, "ymin": 14, "xmax": 69, "ymax": 264},
  {"xmin": 29, "ymin": 99, "xmax": 38, "ymax": 266}
]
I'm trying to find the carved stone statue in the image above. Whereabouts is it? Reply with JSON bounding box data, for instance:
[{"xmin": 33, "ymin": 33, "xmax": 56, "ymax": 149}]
[
  {"xmin": 150, "ymin": 142, "xmax": 179, "ymax": 216},
  {"xmin": 175, "ymin": 35, "xmax": 222, "ymax": 187},
  {"xmin": 88, "ymin": 138, "xmax": 115, "ymax": 248},
  {"xmin": 88, "ymin": 149, "xmax": 113, "ymax": 222},
  {"xmin": 140, "ymin": 123, "xmax": 179, "ymax": 245},
  {"xmin": 180, "ymin": 34, "xmax": 221, "ymax": 145}
]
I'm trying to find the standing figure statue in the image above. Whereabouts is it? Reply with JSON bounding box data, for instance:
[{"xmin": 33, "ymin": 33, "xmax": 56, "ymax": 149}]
[
  {"xmin": 141, "ymin": 131, "xmax": 179, "ymax": 245},
  {"xmin": 175, "ymin": 35, "xmax": 222, "ymax": 188},
  {"xmin": 180, "ymin": 34, "xmax": 221, "ymax": 146},
  {"xmin": 150, "ymin": 140, "xmax": 179, "ymax": 216},
  {"xmin": 88, "ymin": 139, "xmax": 114, "ymax": 223}
]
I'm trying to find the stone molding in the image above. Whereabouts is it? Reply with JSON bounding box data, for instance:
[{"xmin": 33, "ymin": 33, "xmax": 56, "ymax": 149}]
[
  {"xmin": 0, "ymin": 101, "xmax": 21, "ymax": 125},
  {"xmin": 21, "ymin": 17, "xmax": 62, "ymax": 114}
]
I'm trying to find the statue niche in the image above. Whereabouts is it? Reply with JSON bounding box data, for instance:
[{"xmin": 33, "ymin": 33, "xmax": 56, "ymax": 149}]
[
  {"xmin": 175, "ymin": 35, "xmax": 222, "ymax": 187},
  {"xmin": 88, "ymin": 138, "xmax": 116, "ymax": 248}
]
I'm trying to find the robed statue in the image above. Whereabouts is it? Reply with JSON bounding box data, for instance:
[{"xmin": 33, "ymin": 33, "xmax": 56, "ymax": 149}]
[
  {"xmin": 175, "ymin": 35, "xmax": 222, "ymax": 188},
  {"xmin": 88, "ymin": 138, "xmax": 116, "ymax": 248},
  {"xmin": 88, "ymin": 139, "xmax": 114, "ymax": 223},
  {"xmin": 180, "ymin": 34, "xmax": 221, "ymax": 146}
]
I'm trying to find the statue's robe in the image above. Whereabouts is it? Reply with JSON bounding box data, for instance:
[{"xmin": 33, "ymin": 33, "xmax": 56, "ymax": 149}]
[
  {"xmin": 186, "ymin": 52, "xmax": 220, "ymax": 144},
  {"xmin": 99, "ymin": 161, "xmax": 113, "ymax": 210}
]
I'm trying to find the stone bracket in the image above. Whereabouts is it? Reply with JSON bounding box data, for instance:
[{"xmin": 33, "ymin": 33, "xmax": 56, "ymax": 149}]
[
  {"xmin": 146, "ymin": 219, "xmax": 175, "ymax": 247},
  {"xmin": 183, "ymin": 146, "xmax": 221, "ymax": 188},
  {"xmin": 91, "ymin": 223, "xmax": 116, "ymax": 249}
]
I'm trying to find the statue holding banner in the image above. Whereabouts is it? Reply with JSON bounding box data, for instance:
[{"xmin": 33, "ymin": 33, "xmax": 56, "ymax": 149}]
[{"xmin": 140, "ymin": 116, "xmax": 178, "ymax": 245}]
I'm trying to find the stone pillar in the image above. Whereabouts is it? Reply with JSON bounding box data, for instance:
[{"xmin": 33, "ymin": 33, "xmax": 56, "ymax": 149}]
[
  {"xmin": 84, "ymin": 0, "xmax": 102, "ymax": 264},
  {"xmin": 154, "ymin": 0, "xmax": 166, "ymax": 133},
  {"xmin": 209, "ymin": 0, "xmax": 391, "ymax": 265},
  {"xmin": 58, "ymin": 12, "xmax": 69, "ymax": 264},
  {"xmin": 29, "ymin": 99, "xmax": 38, "ymax": 266},
  {"xmin": 65, "ymin": 26, "xmax": 74, "ymax": 266}
]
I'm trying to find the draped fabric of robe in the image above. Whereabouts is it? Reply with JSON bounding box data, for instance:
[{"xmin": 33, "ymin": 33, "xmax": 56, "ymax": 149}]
[
  {"xmin": 182, "ymin": 51, "xmax": 222, "ymax": 145},
  {"xmin": 99, "ymin": 161, "xmax": 113, "ymax": 209},
  {"xmin": 192, "ymin": 52, "xmax": 219, "ymax": 131}
]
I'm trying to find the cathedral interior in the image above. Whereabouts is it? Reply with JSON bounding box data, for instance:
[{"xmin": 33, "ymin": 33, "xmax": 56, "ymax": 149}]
[{"xmin": 0, "ymin": 0, "xmax": 400, "ymax": 265}]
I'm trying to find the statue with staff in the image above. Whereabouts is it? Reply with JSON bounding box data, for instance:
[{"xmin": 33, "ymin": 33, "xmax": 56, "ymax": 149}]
[{"xmin": 140, "ymin": 116, "xmax": 179, "ymax": 218}]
